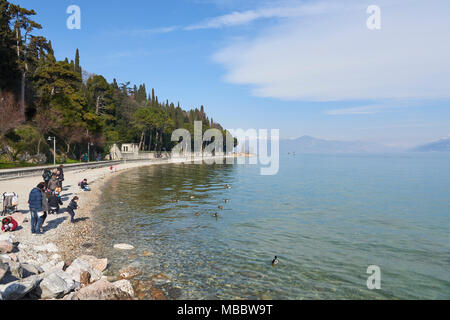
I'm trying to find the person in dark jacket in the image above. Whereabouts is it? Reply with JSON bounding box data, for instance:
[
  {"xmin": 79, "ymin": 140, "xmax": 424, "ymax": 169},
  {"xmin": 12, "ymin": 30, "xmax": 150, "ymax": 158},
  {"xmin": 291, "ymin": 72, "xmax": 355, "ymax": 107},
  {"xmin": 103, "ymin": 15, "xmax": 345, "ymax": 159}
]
[
  {"xmin": 67, "ymin": 196, "xmax": 79, "ymax": 223},
  {"xmin": 42, "ymin": 169, "xmax": 52, "ymax": 188},
  {"xmin": 39, "ymin": 189, "xmax": 50, "ymax": 233},
  {"xmin": 56, "ymin": 167, "xmax": 64, "ymax": 188},
  {"xmin": 48, "ymin": 191, "xmax": 63, "ymax": 214},
  {"xmin": 28, "ymin": 183, "xmax": 44, "ymax": 234}
]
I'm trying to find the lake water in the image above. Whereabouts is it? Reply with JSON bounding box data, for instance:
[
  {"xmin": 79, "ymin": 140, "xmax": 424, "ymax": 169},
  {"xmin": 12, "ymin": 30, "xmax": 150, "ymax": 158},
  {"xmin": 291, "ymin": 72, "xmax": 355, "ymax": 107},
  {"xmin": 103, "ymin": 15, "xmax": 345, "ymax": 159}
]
[{"xmin": 92, "ymin": 153, "xmax": 450, "ymax": 299}]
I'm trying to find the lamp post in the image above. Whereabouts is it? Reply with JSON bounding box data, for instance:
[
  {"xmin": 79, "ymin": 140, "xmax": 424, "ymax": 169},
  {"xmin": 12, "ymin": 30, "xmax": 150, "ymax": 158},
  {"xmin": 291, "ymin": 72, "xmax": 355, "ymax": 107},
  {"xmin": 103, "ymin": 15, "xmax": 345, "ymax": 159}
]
[
  {"xmin": 47, "ymin": 136, "xmax": 56, "ymax": 165},
  {"xmin": 87, "ymin": 142, "xmax": 94, "ymax": 163}
]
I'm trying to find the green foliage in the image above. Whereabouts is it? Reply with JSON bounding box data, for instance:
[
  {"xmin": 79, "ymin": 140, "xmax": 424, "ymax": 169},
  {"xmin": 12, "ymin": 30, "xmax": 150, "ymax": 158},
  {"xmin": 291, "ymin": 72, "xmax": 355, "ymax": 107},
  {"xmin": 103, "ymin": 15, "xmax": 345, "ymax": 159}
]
[{"xmin": 0, "ymin": 0, "xmax": 236, "ymax": 163}]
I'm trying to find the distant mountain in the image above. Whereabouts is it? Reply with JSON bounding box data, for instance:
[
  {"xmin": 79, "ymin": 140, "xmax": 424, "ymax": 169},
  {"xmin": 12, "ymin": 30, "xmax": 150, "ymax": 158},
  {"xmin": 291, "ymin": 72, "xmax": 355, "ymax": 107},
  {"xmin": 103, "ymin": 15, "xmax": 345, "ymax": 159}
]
[
  {"xmin": 280, "ymin": 136, "xmax": 402, "ymax": 154},
  {"xmin": 411, "ymin": 137, "xmax": 450, "ymax": 152}
]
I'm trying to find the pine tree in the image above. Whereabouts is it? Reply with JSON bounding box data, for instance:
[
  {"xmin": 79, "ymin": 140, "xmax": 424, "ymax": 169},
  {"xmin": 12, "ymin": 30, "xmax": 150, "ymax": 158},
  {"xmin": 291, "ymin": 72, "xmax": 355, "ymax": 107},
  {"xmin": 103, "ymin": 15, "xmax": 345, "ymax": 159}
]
[
  {"xmin": 0, "ymin": 0, "xmax": 20, "ymax": 91},
  {"xmin": 9, "ymin": 3, "xmax": 42, "ymax": 117}
]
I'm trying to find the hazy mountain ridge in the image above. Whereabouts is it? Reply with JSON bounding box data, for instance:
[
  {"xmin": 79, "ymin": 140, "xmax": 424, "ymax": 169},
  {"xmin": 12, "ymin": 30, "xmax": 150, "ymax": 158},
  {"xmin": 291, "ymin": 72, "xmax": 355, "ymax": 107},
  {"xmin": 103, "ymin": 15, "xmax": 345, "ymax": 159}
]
[{"xmin": 411, "ymin": 137, "xmax": 450, "ymax": 152}]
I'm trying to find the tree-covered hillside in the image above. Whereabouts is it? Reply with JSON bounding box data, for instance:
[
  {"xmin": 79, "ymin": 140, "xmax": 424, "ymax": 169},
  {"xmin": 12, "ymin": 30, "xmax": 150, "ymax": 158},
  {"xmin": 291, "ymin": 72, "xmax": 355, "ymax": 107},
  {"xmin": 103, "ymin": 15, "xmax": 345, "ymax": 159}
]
[{"xmin": 0, "ymin": 0, "xmax": 235, "ymax": 164}]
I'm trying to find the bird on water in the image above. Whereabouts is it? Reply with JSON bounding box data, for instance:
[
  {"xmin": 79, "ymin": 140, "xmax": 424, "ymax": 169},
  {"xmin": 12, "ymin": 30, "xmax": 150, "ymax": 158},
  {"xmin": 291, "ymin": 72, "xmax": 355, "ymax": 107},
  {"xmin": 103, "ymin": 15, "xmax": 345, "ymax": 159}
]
[{"xmin": 272, "ymin": 256, "xmax": 279, "ymax": 266}]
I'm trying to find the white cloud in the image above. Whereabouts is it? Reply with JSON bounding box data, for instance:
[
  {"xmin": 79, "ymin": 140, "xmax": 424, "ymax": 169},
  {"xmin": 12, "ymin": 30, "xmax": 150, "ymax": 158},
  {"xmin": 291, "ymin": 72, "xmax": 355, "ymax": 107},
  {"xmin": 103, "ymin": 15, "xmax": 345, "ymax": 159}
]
[
  {"xmin": 212, "ymin": 0, "xmax": 450, "ymax": 101},
  {"xmin": 324, "ymin": 105, "xmax": 389, "ymax": 115},
  {"xmin": 184, "ymin": 2, "xmax": 335, "ymax": 30},
  {"xmin": 127, "ymin": 26, "xmax": 180, "ymax": 36}
]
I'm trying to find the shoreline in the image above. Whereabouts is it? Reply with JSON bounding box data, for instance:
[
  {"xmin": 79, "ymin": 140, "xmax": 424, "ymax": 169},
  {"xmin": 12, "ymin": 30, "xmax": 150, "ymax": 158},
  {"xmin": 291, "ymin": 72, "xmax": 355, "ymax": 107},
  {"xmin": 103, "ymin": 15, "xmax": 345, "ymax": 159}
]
[{"xmin": 0, "ymin": 155, "xmax": 235, "ymax": 299}]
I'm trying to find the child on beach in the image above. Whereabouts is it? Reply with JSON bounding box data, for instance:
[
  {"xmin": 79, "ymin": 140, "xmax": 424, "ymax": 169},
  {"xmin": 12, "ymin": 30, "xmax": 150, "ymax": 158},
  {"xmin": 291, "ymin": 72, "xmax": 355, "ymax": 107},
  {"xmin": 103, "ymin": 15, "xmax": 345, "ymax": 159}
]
[
  {"xmin": 1, "ymin": 217, "xmax": 18, "ymax": 232},
  {"xmin": 48, "ymin": 190, "xmax": 63, "ymax": 214},
  {"xmin": 67, "ymin": 196, "xmax": 79, "ymax": 223},
  {"xmin": 79, "ymin": 179, "xmax": 90, "ymax": 191}
]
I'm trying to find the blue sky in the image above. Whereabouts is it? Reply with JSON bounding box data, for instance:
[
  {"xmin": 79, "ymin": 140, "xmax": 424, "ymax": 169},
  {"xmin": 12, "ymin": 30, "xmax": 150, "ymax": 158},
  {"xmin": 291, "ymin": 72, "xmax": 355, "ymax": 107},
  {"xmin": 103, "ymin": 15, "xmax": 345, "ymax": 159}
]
[{"xmin": 14, "ymin": 0, "xmax": 450, "ymax": 147}]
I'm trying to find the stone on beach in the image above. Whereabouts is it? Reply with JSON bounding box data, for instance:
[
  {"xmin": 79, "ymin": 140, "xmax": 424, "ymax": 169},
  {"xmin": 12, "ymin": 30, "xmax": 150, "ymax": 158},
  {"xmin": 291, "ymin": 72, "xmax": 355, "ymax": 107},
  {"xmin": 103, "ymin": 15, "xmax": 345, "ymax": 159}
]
[
  {"xmin": 4, "ymin": 261, "xmax": 24, "ymax": 279},
  {"xmin": 141, "ymin": 251, "xmax": 153, "ymax": 257},
  {"xmin": 38, "ymin": 272, "xmax": 71, "ymax": 299},
  {"xmin": 0, "ymin": 240, "xmax": 14, "ymax": 254},
  {"xmin": 40, "ymin": 260, "xmax": 65, "ymax": 273},
  {"xmin": 113, "ymin": 279, "xmax": 135, "ymax": 297},
  {"xmin": 0, "ymin": 262, "xmax": 9, "ymax": 282},
  {"xmin": 33, "ymin": 243, "xmax": 59, "ymax": 253},
  {"xmin": 21, "ymin": 263, "xmax": 44, "ymax": 277},
  {"xmin": 119, "ymin": 264, "xmax": 142, "ymax": 280},
  {"xmin": 0, "ymin": 234, "xmax": 15, "ymax": 243},
  {"xmin": 65, "ymin": 258, "xmax": 103, "ymax": 283},
  {"xmin": 0, "ymin": 275, "xmax": 41, "ymax": 300},
  {"xmin": 114, "ymin": 243, "xmax": 134, "ymax": 250},
  {"xmin": 79, "ymin": 255, "xmax": 108, "ymax": 272},
  {"xmin": 70, "ymin": 279, "xmax": 133, "ymax": 300}
]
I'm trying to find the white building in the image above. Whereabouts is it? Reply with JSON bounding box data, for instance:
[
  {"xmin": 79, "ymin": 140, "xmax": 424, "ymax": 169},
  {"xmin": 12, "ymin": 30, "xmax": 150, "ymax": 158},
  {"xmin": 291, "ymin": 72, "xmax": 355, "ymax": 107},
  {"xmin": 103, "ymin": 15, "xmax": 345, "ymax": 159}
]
[{"xmin": 121, "ymin": 143, "xmax": 139, "ymax": 154}]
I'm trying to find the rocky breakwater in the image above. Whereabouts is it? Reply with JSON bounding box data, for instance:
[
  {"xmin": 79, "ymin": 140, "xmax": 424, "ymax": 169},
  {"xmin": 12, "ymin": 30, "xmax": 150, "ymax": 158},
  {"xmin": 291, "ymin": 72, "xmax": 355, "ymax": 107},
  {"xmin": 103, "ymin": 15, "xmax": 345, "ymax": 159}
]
[{"xmin": 0, "ymin": 233, "xmax": 135, "ymax": 300}]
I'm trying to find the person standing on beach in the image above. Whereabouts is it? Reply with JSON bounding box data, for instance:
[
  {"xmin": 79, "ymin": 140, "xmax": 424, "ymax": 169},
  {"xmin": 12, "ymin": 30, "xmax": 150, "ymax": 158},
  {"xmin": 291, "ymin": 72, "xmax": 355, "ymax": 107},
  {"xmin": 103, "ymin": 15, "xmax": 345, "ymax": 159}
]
[
  {"xmin": 56, "ymin": 168, "xmax": 64, "ymax": 188},
  {"xmin": 67, "ymin": 196, "xmax": 79, "ymax": 223},
  {"xmin": 28, "ymin": 183, "xmax": 44, "ymax": 235},
  {"xmin": 48, "ymin": 173, "xmax": 59, "ymax": 192},
  {"xmin": 39, "ymin": 188, "xmax": 49, "ymax": 233}
]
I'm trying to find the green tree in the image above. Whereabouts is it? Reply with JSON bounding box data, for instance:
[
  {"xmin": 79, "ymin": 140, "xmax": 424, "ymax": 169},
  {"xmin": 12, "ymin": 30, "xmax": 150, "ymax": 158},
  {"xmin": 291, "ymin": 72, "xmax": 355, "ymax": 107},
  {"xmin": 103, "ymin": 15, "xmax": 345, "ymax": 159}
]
[{"xmin": 9, "ymin": 3, "xmax": 42, "ymax": 118}]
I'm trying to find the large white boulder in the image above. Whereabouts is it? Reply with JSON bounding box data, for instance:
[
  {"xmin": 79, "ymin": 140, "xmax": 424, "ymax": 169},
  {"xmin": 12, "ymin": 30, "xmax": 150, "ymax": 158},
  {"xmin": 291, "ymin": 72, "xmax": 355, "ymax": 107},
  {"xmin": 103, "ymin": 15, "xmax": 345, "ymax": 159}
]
[
  {"xmin": 65, "ymin": 258, "xmax": 102, "ymax": 283},
  {"xmin": 0, "ymin": 275, "xmax": 41, "ymax": 300},
  {"xmin": 38, "ymin": 273, "xmax": 70, "ymax": 299}
]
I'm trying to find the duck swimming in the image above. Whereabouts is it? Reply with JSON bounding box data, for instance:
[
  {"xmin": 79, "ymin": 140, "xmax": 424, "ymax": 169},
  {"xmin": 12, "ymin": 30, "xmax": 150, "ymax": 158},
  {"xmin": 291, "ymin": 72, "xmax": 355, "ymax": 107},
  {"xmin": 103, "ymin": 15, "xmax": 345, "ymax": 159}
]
[
  {"xmin": 195, "ymin": 212, "xmax": 200, "ymax": 216},
  {"xmin": 218, "ymin": 205, "xmax": 223, "ymax": 210},
  {"xmin": 224, "ymin": 199, "xmax": 229, "ymax": 203},
  {"xmin": 213, "ymin": 213, "xmax": 219, "ymax": 218},
  {"xmin": 225, "ymin": 184, "xmax": 231, "ymax": 189},
  {"xmin": 272, "ymin": 256, "xmax": 279, "ymax": 266}
]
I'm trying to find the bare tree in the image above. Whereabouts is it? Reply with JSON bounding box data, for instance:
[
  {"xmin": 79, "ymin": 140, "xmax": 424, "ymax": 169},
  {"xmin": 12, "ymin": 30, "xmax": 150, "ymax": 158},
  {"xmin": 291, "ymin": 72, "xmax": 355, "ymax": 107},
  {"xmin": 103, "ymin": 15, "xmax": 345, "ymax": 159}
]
[
  {"xmin": 33, "ymin": 108, "xmax": 59, "ymax": 155},
  {"xmin": 0, "ymin": 92, "xmax": 24, "ymax": 160}
]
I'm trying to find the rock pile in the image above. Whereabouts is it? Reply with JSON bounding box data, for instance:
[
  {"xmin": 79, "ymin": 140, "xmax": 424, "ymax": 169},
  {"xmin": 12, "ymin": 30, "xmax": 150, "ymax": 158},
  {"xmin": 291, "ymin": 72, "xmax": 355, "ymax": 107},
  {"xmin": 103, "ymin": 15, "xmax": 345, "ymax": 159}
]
[{"xmin": 0, "ymin": 234, "xmax": 135, "ymax": 300}]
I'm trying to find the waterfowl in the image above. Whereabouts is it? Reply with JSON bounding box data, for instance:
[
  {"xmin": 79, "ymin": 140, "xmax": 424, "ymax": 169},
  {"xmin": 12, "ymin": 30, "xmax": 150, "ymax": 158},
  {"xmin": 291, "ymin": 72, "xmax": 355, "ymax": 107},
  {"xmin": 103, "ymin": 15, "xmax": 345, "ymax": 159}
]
[
  {"xmin": 213, "ymin": 213, "xmax": 219, "ymax": 218},
  {"xmin": 218, "ymin": 205, "xmax": 223, "ymax": 210},
  {"xmin": 272, "ymin": 256, "xmax": 279, "ymax": 266},
  {"xmin": 190, "ymin": 196, "xmax": 195, "ymax": 199},
  {"xmin": 224, "ymin": 199, "xmax": 229, "ymax": 203},
  {"xmin": 195, "ymin": 212, "xmax": 200, "ymax": 216},
  {"xmin": 225, "ymin": 184, "xmax": 231, "ymax": 189}
]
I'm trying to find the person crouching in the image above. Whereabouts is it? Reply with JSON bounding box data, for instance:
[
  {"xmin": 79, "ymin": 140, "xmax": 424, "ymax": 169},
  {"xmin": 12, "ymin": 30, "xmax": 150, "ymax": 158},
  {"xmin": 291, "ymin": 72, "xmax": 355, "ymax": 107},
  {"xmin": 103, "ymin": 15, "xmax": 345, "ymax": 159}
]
[
  {"xmin": 1, "ymin": 217, "xmax": 18, "ymax": 232},
  {"xmin": 80, "ymin": 179, "xmax": 90, "ymax": 191}
]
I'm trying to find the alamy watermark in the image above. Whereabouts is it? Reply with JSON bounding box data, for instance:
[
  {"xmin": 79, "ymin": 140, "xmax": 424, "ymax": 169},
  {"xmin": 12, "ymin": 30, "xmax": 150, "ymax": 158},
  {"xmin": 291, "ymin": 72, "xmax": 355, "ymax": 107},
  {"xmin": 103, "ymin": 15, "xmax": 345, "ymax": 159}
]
[
  {"xmin": 66, "ymin": 5, "xmax": 81, "ymax": 30},
  {"xmin": 367, "ymin": 265, "xmax": 381, "ymax": 289},
  {"xmin": 367, "ymin": 5, "xmax": 381, "ymax": 30},
  {"xmin": 171, "ymin": 121, "xmax": 280, "ymax": 176}
]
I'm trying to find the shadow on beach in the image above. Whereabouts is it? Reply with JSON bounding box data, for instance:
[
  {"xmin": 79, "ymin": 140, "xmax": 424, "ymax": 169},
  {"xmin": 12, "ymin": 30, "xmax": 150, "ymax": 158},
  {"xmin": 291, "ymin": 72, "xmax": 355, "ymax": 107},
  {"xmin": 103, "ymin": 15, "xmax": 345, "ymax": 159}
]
[{"xmin": 43, "ymin": 216, "xmax": 67, "ymax": 232}]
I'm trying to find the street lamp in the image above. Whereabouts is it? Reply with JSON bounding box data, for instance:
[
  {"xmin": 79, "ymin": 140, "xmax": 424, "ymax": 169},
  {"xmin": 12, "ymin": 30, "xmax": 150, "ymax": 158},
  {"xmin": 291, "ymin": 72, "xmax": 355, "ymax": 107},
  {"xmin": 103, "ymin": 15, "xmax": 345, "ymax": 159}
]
[
  {"xmin": 47, "ymin": 136, "xmax": 56, "ymax": 165},
  {"xmin": 87, "ymin": 142, "xmax": 94, "ymax": 163}
]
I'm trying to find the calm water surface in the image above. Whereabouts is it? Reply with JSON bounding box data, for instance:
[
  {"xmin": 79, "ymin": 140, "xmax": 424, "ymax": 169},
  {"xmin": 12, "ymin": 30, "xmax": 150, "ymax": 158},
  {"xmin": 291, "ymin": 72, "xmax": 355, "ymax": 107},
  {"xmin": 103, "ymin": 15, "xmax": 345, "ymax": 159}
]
[{"xmin": 92, "ymin": 154, "xmax": 450, "ymax": 299}]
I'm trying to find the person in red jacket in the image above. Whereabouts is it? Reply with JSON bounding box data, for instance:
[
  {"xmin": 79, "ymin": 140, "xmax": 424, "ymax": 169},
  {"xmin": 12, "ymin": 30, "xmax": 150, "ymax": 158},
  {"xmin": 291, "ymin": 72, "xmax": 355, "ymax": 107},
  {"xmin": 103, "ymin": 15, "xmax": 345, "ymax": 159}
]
[{"xmin": 1, "ymin": 217, "xmax": 18, "ymax": 232}]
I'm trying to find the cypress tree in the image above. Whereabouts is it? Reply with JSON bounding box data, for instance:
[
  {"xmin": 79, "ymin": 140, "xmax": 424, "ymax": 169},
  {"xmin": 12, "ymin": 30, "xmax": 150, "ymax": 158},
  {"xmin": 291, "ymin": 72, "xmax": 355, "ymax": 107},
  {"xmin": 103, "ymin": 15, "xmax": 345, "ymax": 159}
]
[{"xmin": 75, "ymin": 48, "xmax": 82, "ymax": 76}]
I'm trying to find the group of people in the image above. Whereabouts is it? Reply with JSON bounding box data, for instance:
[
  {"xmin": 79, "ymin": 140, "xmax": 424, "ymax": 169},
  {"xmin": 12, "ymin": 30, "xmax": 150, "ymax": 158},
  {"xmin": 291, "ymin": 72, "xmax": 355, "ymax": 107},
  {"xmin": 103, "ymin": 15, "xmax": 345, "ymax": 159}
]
[{"xmin": 1, "ymin": 164, "xmax": 93, "ymax": 235}]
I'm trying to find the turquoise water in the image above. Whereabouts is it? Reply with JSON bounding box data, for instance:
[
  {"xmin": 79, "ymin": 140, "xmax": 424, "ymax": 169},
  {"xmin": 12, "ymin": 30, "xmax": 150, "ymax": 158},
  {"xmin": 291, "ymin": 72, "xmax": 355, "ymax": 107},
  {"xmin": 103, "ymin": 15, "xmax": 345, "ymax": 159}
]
[{"xmin": 93, "ymin": 153, "xmax": 450, "ymax": 299}]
